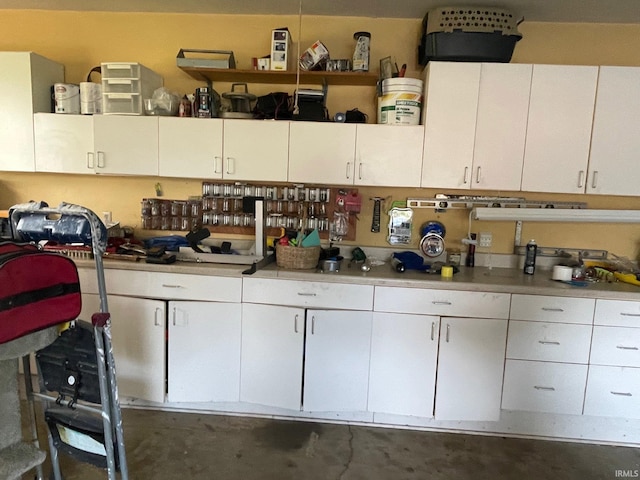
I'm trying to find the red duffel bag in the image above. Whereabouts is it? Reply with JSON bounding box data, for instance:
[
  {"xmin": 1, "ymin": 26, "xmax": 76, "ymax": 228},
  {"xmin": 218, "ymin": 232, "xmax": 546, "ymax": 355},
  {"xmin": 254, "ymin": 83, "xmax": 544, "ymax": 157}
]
[{"xmin": 0, "ymin": 242, "xmax": 81, "ymax": 344}]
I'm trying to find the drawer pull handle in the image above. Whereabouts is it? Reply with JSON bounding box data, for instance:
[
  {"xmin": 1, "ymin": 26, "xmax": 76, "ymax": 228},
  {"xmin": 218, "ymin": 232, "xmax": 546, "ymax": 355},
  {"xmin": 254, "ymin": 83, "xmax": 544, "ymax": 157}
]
[
  {"xmin": 154, "ymin": 307, "xmax": 163, "ymax": 327},
  {"xmin": 162, "ymin": 284, "xmax": 184, "ymax": 289},
  {"xmin": 616, "ymin": 345, "xmax": 639, "ymax": 351},
  {"xmin": 432, "ymin": 301, "xmax": 452, "ymax": 306},
  {"xmin": 538, "ymin": 340, "xmax": 561, "ymax": 345},
  {"xmin": 297, "ymin": 292, "xmax": 317, "ymax": 297},
  {"xmin": 534, "ymin": 386, "xmax": 555, "ymax": 391},
  {"xmin": 611, "ymin": 391, "xmax": 632, "ymax": 397},
  {"xmin": 541, "ymin": 307, "xmax": 564, "ymax": 312},
  {"xmin": 620, "ymin": 312, "xmax": 640, "ymax": 317}
]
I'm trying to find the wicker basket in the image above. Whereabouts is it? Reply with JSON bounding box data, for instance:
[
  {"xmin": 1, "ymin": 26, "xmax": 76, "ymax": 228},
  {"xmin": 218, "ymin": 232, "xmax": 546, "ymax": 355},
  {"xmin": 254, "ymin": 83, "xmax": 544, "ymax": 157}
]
[{"xmin": 276, "ymin": 244, "xmax": 321, "ymax": 269}]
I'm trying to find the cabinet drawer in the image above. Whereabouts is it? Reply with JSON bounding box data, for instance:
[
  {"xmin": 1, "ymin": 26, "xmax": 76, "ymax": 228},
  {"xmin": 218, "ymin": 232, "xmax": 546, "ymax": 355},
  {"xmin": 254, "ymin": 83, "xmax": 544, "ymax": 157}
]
[
  {"xmin": 506, "ymin": 321, "xmax": 592, "ymax": 363},
  {"xmin": 502, "ymin": 359, "xmax": 588, "ymax": 415},
  {"xmin": 595, "ymin": 299, "xmax": 640, "ymax": 327},
  {"xmin": 104, "ymin": 269, "xmax": 242, "ymax": 302},
  {"xmin": 374, "ymin": 287, "xmax": 509, "ymax": 319},
  {"xmin": 510, "ymin": 294, "xmax": 595, "ymax": 324},
  {"xmin": 243, "ymin": 278, "xmax": 373, "ymax": 310},
  {"xmin": 590, "ymin": 326, "xmax": 640, "ymax": 367},
  {"xmin": 584, "ymin": 365, "xmax": 640, "ymax": 419}
]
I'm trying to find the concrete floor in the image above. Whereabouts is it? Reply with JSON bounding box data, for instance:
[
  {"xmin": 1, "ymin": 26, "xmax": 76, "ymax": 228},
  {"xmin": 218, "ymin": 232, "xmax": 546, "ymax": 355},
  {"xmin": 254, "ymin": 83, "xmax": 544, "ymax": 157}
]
[{"xmin": 20, "ymin": 407, "xmax": 640, "ymax": 480}]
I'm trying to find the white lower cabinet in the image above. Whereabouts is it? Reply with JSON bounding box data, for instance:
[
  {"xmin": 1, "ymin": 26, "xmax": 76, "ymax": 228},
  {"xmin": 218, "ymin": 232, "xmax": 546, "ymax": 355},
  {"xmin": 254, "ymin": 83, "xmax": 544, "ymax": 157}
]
[
  {"xmin": 303, "ymin": 309, "xmax": 372, "ymax": 412},
  {"xmin": 584, "ymin": 365, "xmax": 640, "ymax": 419},
  {"xmin": 434, "ymin": 317, "xmax": 508, "ymax": 421},
  {"xmin": 240, "ymin": 303, "xmax": 305, "ymax": 410},
  {"xmin": 368, "ymin": 313, "xmax": 439, "ymax": 417},
  {"xmin": 502, "ymin": 360, "xmax": 588, "ymax": 415},
  {"xmin": 80, "ymin": 293, "xmax": 166, "ymax": 404},
  {"xmin": 167, "ymin": 300, "xmax": 241, "ymax": 403}
]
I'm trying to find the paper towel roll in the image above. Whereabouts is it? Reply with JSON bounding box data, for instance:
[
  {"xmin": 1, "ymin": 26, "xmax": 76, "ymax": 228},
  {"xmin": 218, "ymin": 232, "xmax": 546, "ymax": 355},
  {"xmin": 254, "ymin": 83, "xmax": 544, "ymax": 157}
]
[
  {"xmin": 552, "ymin": 265, "xmax": 573, "ymax": 281},
  {"xmin": 80, "ymin": 82, "xmax": 102, "ymax": 114}
]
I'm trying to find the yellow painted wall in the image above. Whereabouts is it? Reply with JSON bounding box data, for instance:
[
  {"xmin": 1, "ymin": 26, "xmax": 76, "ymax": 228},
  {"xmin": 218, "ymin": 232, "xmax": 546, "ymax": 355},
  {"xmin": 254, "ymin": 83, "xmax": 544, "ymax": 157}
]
[{"xmin": 1, "ymin": 10, "xmax": 640, "ymax": 259}]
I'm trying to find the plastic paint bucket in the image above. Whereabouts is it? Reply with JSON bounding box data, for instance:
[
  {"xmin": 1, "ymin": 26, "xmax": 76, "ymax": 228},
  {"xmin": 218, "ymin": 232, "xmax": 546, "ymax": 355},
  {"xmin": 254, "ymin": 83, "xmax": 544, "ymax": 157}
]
[
  {"xmin": 378, "ymin": 77, "xmax": 423, "ymax": 125},
  {"xmin": 80, "ymin": 82, "xmax": 102, "ymax": 114}
]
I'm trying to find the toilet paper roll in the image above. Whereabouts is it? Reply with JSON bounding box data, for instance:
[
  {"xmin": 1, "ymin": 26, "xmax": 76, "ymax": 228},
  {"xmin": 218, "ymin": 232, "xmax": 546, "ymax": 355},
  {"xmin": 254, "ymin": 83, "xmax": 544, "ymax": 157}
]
[
  {"xmin": 80, "ymin": 82, "xmax": 102, "ymax": 114},
  {"xmin": 552, "ymin": 265, "xmax": 573, "ymax": 282}
]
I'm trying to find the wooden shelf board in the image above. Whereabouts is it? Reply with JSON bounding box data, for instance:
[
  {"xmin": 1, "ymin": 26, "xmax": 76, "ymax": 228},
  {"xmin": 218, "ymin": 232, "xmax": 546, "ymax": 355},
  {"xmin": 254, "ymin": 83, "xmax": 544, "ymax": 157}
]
[{"xmin": 179, "ymin": 66, "xmax": 379, "ymax": 87}]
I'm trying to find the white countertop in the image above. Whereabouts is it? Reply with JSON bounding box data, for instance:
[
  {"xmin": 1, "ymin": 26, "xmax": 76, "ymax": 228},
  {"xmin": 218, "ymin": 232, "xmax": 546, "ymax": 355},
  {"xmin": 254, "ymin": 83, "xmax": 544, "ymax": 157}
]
[{"xmin": 76, "ymin": 256, "xmax": 640, "ymax": 301}]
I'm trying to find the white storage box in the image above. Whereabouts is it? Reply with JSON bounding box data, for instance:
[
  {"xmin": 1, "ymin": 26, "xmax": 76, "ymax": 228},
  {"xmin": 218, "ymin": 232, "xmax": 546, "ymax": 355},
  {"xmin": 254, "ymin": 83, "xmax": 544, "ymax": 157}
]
[{"xmin": 100, "ymin": 62, "xmax": 163, "ymax": 115}]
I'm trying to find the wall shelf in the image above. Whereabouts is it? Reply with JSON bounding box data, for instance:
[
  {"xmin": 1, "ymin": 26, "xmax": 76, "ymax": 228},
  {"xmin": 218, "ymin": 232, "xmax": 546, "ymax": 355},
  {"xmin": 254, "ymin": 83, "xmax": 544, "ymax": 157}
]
[{"xmin": 178, "ymin": 66, "xmax": 379, "ymax": 87}]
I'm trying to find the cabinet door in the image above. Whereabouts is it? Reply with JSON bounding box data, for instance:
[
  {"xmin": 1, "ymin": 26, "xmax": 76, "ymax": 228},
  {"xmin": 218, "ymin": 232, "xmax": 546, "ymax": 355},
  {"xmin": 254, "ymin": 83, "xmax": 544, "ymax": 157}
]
[
  {"xmin": 354, "ymin": 124, "xmax": 423, "ymax": 187},
  {"xmin": 435, "ymin": 317, "xmax": 508, "ymax": 421},
  {"xmin": 289, "ymin": 122, "xmax": 356, "ymax": 184},
  {"xmin": 587, "ymin": 66, "xmax": 640, "ymax": 196},
  {"xmin": 93, "ymin": 115, "xmax": 159, "ymax": 175},
  {"xmin": 521, "ymin": 65, "xmax": 598, "ymax": 193},
  {"xmin": 303, "ymin": 310, "xmax": 372, "ymax": 412},
  {"xmin": 34, "ymin": 113, "xmax": 95, "ymax": 174},
  {"xmin": 167, "ymin": 301, "xmax": 241, "ymax": 403},
  {"xmin": 159, "ymin": 117, "xmax": 223, "ymax": 178},
  {"xmin": 240, "ymin": 303, "xmax": 304, "ymax": 410},
  {"xmin": 368, "ymin": 313, "xmax": 439, "ymax": 417},
  {"xmin": 0, "ymin": 52, "xmax": 63, "ymax": 172},
  {"xmin": 421, "ymin": 62, "xmax": 481, "ymax": 189},
  {"xmin": 223, "ymin": 119, "xmax": 289, "ymax": 182},
  {"xmin": 472, "ymin": 63, "xmax": 532, "ymax": 190},
  {"xmin": 80, "ymin": 293, "xmax": 166, "ymax": 403}
]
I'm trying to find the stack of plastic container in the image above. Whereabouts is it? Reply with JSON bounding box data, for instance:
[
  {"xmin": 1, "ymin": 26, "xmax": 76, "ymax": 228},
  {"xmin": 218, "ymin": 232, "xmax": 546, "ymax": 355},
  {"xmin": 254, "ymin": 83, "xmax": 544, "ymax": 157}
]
[{"xmin": 100, "ymin": 62, "xmax": 163, "ymax": 115}]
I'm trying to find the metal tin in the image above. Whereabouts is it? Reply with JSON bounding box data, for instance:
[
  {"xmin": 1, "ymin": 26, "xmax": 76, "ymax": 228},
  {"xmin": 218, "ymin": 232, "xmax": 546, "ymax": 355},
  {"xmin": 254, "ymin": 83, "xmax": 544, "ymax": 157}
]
[{"xmin": 195, "ymin": 87, "xmax": 212, "ymax": 118}]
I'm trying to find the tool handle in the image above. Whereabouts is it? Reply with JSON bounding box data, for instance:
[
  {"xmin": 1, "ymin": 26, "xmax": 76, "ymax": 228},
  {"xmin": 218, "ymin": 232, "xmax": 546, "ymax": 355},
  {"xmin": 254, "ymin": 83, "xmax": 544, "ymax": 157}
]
[{"xmin": 371, "ymin": 198, "xmax": 381, "ymax": 233}]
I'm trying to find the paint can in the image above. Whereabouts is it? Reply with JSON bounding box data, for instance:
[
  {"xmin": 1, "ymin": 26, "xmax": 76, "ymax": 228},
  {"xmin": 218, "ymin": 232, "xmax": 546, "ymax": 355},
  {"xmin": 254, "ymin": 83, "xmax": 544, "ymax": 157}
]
[
  {"xmin": 54, "ymin": 83, "xmax": 80, "ymax": 114},
  {"xmin": 378, "ymin": 78, "xmax": 423, "ymax": 125},
  {"xmin": 80, "ymin": 82, "xmax": 102, "ymax": 114}
]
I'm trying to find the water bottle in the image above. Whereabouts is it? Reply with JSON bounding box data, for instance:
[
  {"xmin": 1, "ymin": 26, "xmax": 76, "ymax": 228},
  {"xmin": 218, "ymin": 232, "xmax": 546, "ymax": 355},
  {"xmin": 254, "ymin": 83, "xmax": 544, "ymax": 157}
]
[{"xmin": 523, "ymin": 239, "xmax": 537, "ymax": 275}]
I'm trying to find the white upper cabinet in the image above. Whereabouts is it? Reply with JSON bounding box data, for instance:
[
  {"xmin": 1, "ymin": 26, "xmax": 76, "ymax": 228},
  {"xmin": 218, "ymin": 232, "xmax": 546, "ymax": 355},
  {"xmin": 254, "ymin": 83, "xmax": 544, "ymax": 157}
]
[
  {"xmin": 472, "ymin": 63, "xmax": 532, "ymax": 190},
  {"xmin": 93, "ymin": 115, "xmax": 159, "ymax": 175},
  {"xmin": 289, "ymin": 122, "xmax": 357, "ymax": 184},
  {"xmin": 422, "ymin": 62, "xmax": 481, "ymax": 189},
  {"xmin": 159, "ymin": 117, "xmax": 223, "ymax": 178},
  {"xmin": 521, "ymin": 64, "xmax": 598, "ymax": 194},
  {"xmin": 223, "ymin": 119, "xmax": 289, "ymax": 182},
  {"xmin": 0, "ymin": 52, "xmax": 63, "ymax": 172},
  {"xmin": 587, "ymin": 66, "xmax": 640, "ymax": 196},
  {"xmin": 354, "ymin": 124, "xmax": 423, "ymax": 187},
  {"xmin": 35, "ymin": 113, "xmax": 95, "ymax": 174}
]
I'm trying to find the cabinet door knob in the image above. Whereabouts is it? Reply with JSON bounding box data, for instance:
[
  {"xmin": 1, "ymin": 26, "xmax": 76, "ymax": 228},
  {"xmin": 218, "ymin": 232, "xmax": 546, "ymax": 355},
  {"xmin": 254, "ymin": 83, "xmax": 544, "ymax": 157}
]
[
  {"xmin": 294, "ymin": 314, "xmax": 299, "ymax": 333},
  {"xmin": 475, "ymin": 166, "xmax": 481, "ymax": 184},
  {"xmin": 591, "ymin": 170, "xmax": 598, "ymax": 189},
  {"xmin": 346, "ymin": 162, "xmax": 352, "ymax": 179},
  {"xmin": 97, "ymin": 151, "xmax": 105, "ymax": 168},
  {"xmin": 446, "ymin": 323, "xmax": 450, "ymax": 342},
  {"xmin": 577, "ymin": 170, "xmax": 585, "ymax": 188},
  {"xmin": 87, "ymin": 152, "xmax": 95, "ymax": 169},
  {"xmin": 463, "ymin": 166, "xmax": 469, "ymax": 184}
]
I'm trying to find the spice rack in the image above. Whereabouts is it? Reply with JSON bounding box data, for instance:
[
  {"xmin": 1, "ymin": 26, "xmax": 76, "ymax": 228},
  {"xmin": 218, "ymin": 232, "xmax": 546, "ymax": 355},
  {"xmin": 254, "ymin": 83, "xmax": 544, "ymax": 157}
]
[{"xmin": 139, "ymin": 182, "xmax": 358, "ymax": 241}]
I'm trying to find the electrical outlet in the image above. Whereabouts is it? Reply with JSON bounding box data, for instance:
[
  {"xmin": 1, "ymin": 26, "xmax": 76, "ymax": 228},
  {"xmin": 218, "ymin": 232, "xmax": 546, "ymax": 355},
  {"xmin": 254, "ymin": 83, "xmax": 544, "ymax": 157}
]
[{"xmin": 479, "ymin": 232, "xmax": 492, "ymax": 248}]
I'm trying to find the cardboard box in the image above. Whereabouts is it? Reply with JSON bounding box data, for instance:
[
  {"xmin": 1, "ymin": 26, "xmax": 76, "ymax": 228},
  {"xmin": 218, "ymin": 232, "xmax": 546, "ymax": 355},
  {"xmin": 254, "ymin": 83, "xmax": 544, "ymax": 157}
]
[{"xmin": 271, "ymin": 28, "xmax": 292, "ymax": 71}]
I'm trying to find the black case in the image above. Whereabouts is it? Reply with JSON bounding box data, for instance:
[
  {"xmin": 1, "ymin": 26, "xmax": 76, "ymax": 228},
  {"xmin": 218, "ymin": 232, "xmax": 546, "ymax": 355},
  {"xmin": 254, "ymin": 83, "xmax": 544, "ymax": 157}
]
[{"xmin": 36, "ymin": 320, "xmax": 102, "ymax": 405}]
